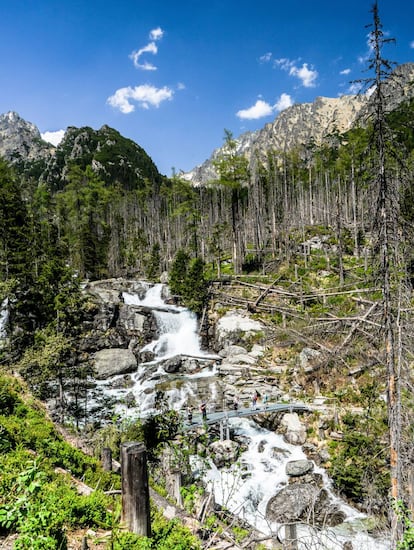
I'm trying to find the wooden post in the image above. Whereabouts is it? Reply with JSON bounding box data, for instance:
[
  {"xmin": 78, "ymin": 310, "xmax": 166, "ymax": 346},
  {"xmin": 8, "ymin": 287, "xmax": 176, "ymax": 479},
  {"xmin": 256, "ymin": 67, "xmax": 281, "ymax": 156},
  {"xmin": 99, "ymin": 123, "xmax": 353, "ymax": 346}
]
[
  {"xmin": 121, "ymin": 442, "xmax": 151, "ymax": 537},
  {"xmin": 284, "ymin": 523, "xmax": 298, "ymax": 549},
  {"xmin": 171, "ymin": 469, "xmax": 183, "ymax": 506},
  {"xmin": 102, "ymin": 447, "xmax": 112, "ymax": 471}
]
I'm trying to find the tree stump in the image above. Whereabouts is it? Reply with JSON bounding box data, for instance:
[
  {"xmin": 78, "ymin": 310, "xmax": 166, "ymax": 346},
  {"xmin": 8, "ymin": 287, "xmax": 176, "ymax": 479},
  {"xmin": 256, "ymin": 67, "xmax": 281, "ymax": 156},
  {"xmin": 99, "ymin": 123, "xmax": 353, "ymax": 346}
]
[{"xmin": 120, "ymin": 441, "xmax": 151, "ymax": 537}]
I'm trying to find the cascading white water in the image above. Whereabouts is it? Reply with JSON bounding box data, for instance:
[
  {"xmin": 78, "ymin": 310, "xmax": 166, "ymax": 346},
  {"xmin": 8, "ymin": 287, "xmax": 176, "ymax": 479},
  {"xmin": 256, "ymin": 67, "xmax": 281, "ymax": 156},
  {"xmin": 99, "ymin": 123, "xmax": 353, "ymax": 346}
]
[
  {"xmin": 123, "ymin": 284, "xmax": 208, "ymax": 359},
  {"xmin": 94, "ymin": 283, "xmax": 219, "ymax": 418},
  {"xmin": 0, "ymin": 298, "xmax": 9, "ymax": 340},
  {"xmin": 97, "ymin": 283, "xmax": 390, "ymax": 550},
  {"xmin": 200, "ymin": 417, "xmax": 390, "ymax": 550}
]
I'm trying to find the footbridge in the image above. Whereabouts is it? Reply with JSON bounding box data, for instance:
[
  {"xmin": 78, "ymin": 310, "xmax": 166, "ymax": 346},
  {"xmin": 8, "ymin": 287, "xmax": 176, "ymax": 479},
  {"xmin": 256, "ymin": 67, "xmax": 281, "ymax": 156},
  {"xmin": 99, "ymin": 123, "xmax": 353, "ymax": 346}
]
[{"xmin": 184, "ymin": 402, "xmax": 310, "ymax": 432}]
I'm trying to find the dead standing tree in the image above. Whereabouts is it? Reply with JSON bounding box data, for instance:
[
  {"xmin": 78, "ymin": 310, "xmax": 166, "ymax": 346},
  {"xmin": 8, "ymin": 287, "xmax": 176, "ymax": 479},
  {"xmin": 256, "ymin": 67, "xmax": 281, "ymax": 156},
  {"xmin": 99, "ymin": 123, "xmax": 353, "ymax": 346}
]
[{"xmin": 359, "ymin": 2, "xmax": 407, "ymax": 545}]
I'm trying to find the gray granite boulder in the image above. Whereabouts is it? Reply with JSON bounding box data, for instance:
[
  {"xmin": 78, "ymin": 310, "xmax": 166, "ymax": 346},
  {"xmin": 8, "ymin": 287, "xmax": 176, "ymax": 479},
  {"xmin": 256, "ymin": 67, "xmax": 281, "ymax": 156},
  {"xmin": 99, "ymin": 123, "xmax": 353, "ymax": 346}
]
[{"xmin": 93, "ymin": 348, "xmax": 137, "ymax": 379}]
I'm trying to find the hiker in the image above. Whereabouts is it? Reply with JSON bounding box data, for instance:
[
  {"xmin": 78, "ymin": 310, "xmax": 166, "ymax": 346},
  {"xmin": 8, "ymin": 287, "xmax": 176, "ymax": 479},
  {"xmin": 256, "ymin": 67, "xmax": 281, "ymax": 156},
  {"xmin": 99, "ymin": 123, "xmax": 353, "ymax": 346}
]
[
  {"xmin": 187, "ymin": 406, "xmax": 193, "ymax": 423},
  {"xmin": 200, "ymin": 402, "xmax": 207, "ymax": 420},
  {"xmin": 233, "ymin": 396, "xmax": 239, "ymax": 411},
  {"xmin": 251, "ymin": 391, "xmax": 258, "ymax": 409},
  {"xmin": 263, "ymin": 393, "xmax": 269, "ymax": 409}
]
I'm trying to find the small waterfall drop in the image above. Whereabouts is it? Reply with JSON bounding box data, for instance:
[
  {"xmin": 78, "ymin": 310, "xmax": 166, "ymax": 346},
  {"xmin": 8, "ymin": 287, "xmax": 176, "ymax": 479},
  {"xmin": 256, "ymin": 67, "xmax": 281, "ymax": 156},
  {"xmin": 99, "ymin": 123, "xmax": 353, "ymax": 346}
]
[
  {"xmin": 123, "ymin": 283, "xmax": 208, "ymax": 360},
  {"xmin": 0, "ymin": 298, "xmax": 9, "ymax": 340}
]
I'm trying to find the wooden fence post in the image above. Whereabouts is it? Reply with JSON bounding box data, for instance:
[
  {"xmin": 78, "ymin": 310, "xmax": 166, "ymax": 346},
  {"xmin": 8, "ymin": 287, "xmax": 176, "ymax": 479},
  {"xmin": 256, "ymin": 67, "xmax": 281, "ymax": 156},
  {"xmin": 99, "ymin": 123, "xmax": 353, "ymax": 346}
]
[
  {"xmin": 102, "ymin": 447, "xmax": 112, "ymax": 471},
  {"xmin": 120, "ymin": 441, "xmax": 151, "ymax": 537},
  {"xmin": 284, "ymin": 523, "xmax": 298, "ymax": 549}
]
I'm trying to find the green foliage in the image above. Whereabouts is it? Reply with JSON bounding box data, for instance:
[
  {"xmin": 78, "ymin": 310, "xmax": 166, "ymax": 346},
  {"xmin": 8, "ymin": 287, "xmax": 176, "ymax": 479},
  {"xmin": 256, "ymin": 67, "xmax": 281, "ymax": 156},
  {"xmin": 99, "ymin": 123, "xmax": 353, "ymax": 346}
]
[
  {"xmin": 328, "ymin": 408, "xmax": 389, "ymax": 505},
  {"xmin": 112, "ymin": 507, "xmax": 201, "ymax": 549},
  {"xmin": 169, "ymin": 250, "xmax": 208, "ymax": 315},
  {"xmin": 0, "ymin": 374, "xmax": 122, "ymax": 547},
  {"xmin": 180, "ymin": 484, "xmax": 204, "ymax": 514},
  {"xmin": 144, "ymin": 243, "xmax": 161, "ymax": 281},
  {"xmin": 394, "ymin": 500, "xmax": 414, "ymax": 549},
  {"xmin": 0, "ymin": 160, "xmax": 32, "ymax": 283}
]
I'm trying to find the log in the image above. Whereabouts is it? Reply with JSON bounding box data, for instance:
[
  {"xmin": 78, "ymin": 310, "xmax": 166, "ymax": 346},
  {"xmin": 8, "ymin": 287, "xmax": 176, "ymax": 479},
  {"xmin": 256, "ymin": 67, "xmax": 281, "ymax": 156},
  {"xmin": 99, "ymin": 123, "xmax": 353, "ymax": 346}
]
[{"xmin": 121, "ymin": 441, "xmax": 151, "ymax": 537}]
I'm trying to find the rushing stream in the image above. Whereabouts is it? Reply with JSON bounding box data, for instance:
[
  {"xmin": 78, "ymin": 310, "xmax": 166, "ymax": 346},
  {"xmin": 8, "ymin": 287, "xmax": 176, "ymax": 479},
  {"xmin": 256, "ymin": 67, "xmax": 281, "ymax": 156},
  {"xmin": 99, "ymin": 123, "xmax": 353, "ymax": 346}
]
[{"xmin": 93, "ymin": 283, "xmax": 389, "ymax": 549}]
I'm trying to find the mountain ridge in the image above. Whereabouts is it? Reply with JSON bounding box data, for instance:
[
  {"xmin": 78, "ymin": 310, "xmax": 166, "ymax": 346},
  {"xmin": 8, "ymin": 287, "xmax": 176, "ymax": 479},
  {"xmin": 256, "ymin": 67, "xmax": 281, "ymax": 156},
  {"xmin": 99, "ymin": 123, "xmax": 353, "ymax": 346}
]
[{"xmin": 182, "ymin": 62, "xmax": 414, "ymax": 185}]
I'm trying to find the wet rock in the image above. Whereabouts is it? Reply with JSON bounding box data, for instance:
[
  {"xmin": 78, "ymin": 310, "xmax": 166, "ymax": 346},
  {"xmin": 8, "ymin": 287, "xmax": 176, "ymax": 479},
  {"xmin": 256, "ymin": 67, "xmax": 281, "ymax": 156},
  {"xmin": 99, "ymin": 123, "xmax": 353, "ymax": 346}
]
[
  {"xmin": 266, "ymin": 483, "xmax": 346, "ymax": 526},
  {"xmin": 110, "ymin": 375, "xmax": 133, "ymax": 389},
  {"xmin": 279, "ymin": 412, "xmax": 307, "ymax": 445},
  {"xmin": 138, "ymin": 350, "xmax": 156, "ymax": 363},
  {"xmin": 93, "ymin": 348, "xmax": 137, "ymax": 379},
  {"xmin": 209, "ymin": 440, "xmax": 240, "ymax": 468},
  {"xmin": 162, "ymin": 355, "xmax": 183, "ymax": 373},
  {"xmin": 124, "ymin": 392, "xmax": 136, "ymax": 407},
  {"xmin": 286, "ymin": 459, "xmax": 314, "ymax": 477}
]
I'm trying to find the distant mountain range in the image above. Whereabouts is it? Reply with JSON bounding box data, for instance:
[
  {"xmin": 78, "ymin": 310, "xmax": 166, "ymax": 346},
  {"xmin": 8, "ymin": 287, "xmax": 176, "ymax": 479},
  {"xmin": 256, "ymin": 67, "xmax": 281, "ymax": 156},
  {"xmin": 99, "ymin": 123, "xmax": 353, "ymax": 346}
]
[
  {"xmin": 182, "ymin": 63, "xmax": 414, "ymax": 185},
  {"xmin": 1, "ymin": 63, "xmax": 413, "ymax": 187}
]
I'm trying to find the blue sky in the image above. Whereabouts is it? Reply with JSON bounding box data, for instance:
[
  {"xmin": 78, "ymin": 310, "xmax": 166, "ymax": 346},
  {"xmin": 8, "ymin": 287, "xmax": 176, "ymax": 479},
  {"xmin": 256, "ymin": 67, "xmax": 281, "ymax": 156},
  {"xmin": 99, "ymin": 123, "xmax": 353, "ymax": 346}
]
[{"xmin": 1, "ymin": 0, "xmax": 413, "ymax": 176}]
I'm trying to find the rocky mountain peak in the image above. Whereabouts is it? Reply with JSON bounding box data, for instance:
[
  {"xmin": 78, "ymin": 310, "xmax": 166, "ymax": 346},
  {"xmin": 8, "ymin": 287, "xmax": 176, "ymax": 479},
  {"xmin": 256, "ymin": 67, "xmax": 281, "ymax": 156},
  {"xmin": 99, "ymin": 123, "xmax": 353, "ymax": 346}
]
[
  {"xmin": 0, "ymin": 111, "xmax": 53, "ymax": 163},
  {"xmin": 183, "ymin": 62, "xmax": 414, "ymax": 186}
]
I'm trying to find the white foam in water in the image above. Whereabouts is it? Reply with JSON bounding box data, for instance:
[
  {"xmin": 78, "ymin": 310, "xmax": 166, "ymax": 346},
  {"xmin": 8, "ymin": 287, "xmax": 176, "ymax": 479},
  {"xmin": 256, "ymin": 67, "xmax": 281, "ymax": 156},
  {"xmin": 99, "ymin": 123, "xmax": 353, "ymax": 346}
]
[
  {"xmin": 124, "ymin": 284, "xmax": 210, "ymax": 360},
  {"xmin": 100, "ymin": 283, "xmax": 390, "ymax": 549},
  {"xmin": 0, "ymin": 298, "xmax": 9, "ymax": 339},
  {"xmin": 199, "ymin": 417, "xmax": 390, "ymax": 550}
]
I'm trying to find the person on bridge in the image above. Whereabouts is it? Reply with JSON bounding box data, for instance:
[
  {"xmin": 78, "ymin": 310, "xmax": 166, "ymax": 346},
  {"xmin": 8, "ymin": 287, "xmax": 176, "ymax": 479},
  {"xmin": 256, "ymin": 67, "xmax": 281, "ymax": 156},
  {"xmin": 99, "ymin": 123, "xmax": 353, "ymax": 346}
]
[
  {"xmin": 251, "ymin": 391, "xmax": 258, "ymax": 409},
  {"xmin": 200, "ymin": 402, "xmax": 207, "ymax": 421},
  {"xmin": 233, "ymin": 396, "xmax": 239, "ymax": 411},
  {"xmin": 187, "ymin": 406, "xmax": 193, "ymax": 423}
]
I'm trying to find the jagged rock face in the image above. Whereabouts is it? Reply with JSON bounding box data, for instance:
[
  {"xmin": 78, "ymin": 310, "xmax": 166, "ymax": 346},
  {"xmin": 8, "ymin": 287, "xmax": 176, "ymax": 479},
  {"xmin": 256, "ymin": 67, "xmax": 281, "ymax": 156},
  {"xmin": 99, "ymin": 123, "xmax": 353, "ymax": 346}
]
[
  {"xmin": 183, "ymin": 62, "xmax": 414, "ymax": 186},
  {"xmin": 254, "ymin": 94, "xmax": 367, "ymax": 156},
  {"xmin": 0, "ymin": 111, "xmax": 53, "ymax": 163},
  {"xmin": 182, "ymin": 95, "xmax": 367, "ymax": 185},
  {"xmin": 0, "ymin": 113, "xmax": 163, "ymax": 192},
  {"xmin": 182, "ymin": 130, "xmax": 259, "ymax": 186}
]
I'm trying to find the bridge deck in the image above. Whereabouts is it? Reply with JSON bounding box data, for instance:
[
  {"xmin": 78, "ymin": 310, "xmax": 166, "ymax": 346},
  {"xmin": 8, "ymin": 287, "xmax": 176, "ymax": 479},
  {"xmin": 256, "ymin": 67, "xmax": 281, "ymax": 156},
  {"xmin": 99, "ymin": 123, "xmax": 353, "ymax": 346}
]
[{"xmin": 184, "ymin": 402, "xmax": 309, "ymax": 429}]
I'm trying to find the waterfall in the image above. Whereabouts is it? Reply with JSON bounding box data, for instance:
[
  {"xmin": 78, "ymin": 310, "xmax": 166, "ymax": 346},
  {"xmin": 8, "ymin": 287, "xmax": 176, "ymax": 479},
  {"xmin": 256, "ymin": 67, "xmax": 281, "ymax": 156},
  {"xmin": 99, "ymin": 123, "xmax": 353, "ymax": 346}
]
[
  {"xmin": 123, "ymin": 284, "xmax": 208, "ymax": 359},
  {"xmin": 200, "ymin": 417, "xmax": 390, "ymax": 550},
  {"xmin": 94, "ymin": 283, "xmax": 220, "ymax": 418},
  {"xmin": 0, "ymin": 298, "xmax": 9, "ymax": 340},
  {"xmin": 95, "ymin": 282, "xmax": 390, "ymax": 550}
]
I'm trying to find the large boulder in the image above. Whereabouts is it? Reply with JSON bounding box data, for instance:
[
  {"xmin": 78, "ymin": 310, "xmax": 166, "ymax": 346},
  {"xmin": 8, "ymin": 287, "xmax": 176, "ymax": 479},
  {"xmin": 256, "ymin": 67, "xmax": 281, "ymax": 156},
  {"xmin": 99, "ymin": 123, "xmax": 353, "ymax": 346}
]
[
  {"xmin": 209, "ymin": 440, "xmax": 240, "ymax": 468},
  {"xmin": 266, "ymin": 483, "xmax": 346, "ymax": 526},
  {"xmin": 215, "ymin": 310, "xmax": 265, "ymax": 349},
  {"xmin": 286, "ymin": 459, "xmax": 314, "ymax": 477},
  {"xmin": 279, "ymin": 412, "xmax": 307, "ymax": 445},
  {"xmin": 93, "ymin": 348, "xmax": 137, "ymax": 379}
]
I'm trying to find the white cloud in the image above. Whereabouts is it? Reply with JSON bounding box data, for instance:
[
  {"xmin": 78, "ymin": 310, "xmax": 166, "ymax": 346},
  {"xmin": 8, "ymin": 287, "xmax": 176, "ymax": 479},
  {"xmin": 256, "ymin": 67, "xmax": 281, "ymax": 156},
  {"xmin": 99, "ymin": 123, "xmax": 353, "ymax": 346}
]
[
  {"xmin": 130, "ymin": 42, "xmax": 158, "ymax": 71},
  {"xmin": 340, "ymin": 68, "xmax": 351, "ymax": 75},
  {"xmin": 259, "ymin": 52, "xmax": 272, "ymax": 63},
  {"xmin": 289, "ymin": 63, "xmax": 318, "ymax": 87},
  {"xmin": 130, "ymin": 27, "xmax": 164, "ymax": 70},
  {"xmin": 236, "ymin": 93, "xmax": 293, "ymax": 120},
  {"xmin": 237, "ymin": 99, "xmax": 274, "ymax": 120},
  {"xmin": 274, "ymin": 58, "xmax": 294, "ymax": 71},
  {"xmin": 150, "ymin": 27, "xmax": 164, "ymax": 41},
  {"xmin": 274, "ymin": 92, "xmax": 293, "ymax": 111},
  {"xmin": 41, "ymin": 129, "xmax": 65, "ymax": 146},
  {"xmin": 107, "ymin": 84, "xmax": 173, "ymax": 113},
  {"xmin": 274, "ymin": 58, "xmax": 318, "ymax": 88}
]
